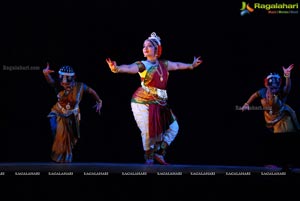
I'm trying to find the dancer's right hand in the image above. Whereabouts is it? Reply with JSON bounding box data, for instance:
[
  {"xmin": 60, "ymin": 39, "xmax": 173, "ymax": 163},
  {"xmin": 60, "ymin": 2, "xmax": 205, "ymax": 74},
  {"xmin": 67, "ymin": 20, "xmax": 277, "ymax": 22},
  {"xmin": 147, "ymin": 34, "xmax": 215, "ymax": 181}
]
[
  {"xmin": 241, "ymin": 103, "xmax": 250, "ymax": 112},
  {"xmin": 43, "ymin": 62, "xmax": 55, "ymax": 75},
  {"xmin": 106, "ymin": 58, "xmax": 119, "ymax": 73}
]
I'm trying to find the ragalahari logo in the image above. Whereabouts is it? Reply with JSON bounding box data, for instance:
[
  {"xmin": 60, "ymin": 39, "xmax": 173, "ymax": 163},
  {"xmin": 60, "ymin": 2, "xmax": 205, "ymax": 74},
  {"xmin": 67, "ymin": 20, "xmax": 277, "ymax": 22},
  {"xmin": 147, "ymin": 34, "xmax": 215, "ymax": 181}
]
[{"xmin": 240, "ymin": 2, "xmax": 254, "ymax": 16}]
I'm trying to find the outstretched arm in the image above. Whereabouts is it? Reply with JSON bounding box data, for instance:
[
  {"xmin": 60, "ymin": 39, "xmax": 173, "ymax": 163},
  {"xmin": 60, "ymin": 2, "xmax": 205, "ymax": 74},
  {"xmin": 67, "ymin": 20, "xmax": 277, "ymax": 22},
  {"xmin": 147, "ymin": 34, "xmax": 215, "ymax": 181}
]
[
  {"xmin": 241, "ymin": 92, "xmax": 259, "ymax": 111},
  {"xmin": 42, "ymin": 62, "xmax": 55, "ymax": 85},
  {"xmin": 167, "ymin": 56, "xmax": 203, "ymax": 71},
  {"xmin": 87, "ymin": 87, "xmax": 103, "ymax": 115},
  {"xmin": 106, "ymin": 58, "xmax": 139, "ymax": 74},
  {"xmin": 282, "ymin": 64, "xmax": 294, "ymax": 94}
]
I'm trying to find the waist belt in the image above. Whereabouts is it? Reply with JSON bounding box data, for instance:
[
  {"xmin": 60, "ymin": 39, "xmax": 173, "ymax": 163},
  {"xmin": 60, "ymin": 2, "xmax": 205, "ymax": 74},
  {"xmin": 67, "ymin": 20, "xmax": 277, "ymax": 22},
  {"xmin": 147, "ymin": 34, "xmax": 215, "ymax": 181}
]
[
  {"xmin": 57, "ymin": 102, "xmax": 79, "ymax": 117},
  {"xmin": 141, "ymin": 82, "xmax": 168, "ymax": 100}
]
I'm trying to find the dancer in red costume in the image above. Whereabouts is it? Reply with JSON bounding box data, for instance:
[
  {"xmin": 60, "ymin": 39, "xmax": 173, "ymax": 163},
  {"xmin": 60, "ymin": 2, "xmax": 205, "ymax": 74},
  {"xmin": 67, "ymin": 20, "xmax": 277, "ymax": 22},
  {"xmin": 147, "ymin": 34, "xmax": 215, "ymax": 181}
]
[{"xmin": 106, "ymin": 32, "xmax": 203, "ymax": 165}]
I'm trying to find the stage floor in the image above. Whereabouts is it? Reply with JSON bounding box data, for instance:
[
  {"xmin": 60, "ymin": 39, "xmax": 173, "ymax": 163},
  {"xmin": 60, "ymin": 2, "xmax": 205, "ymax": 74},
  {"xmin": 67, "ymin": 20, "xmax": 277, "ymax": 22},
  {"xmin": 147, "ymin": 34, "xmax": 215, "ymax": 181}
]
[
  {"xmin": 0, "ymin": 162, "xmax": 299, "ymax": 176},
  {"xmin": 1, "ymin": 162, "xmax": 299, "ymax": 200}
]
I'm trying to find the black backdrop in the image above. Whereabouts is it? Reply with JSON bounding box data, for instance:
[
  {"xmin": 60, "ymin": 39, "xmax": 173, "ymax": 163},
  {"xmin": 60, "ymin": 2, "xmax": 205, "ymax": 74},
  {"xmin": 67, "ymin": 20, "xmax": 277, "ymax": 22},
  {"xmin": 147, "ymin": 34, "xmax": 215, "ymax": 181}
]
[
  {"xmin": 1, "ymin": 1, "xmax": 300, "ymax": 166},
  {"xmin": 2, "ymin": 1, "xmax": 300, "ymax": 200}
]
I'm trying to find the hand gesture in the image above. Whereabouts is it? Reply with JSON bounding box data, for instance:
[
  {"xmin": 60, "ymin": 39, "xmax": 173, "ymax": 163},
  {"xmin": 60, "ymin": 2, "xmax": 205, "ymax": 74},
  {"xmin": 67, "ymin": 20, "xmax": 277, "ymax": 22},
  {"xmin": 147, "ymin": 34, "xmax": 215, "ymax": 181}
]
[
  {"xmin": 106, "ymin": 58, "xmax": 119, "ymax": 73},
  {"xmin": 282, "ymin": 64, "xmax": 294, "ymax": 78},
  {"xmin": 191, "ymin": 56, "xmax": 203, "ymax": 69},
  {"xmin": 43, "ymin": 62, "xmax": 55, "ymax": 75},
  {"xmin": 93, "ymin": 101, "xmax": 102, "ymax": 115},
  {"xmin": 241, "ymin": 103, "xmax": 250, "ymax": 112}
]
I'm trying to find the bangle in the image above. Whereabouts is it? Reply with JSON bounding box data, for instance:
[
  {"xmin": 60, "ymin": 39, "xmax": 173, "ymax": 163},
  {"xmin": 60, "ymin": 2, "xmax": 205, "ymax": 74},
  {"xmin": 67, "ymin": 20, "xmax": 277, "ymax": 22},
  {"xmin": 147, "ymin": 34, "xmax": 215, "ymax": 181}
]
[
  {"xmin": 284, "ymin": 73, "xmax": 290, "ymax": 78},
  {"xmin": 111, "ymin": 66, "xmax": 119, "ymax": 73}
]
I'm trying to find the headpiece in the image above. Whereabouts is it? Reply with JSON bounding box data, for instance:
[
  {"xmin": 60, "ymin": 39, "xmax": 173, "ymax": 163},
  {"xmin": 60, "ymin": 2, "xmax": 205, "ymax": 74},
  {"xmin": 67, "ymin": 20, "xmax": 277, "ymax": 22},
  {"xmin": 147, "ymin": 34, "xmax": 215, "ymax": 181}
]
[
  {"xmin": 58, "ymin": 66, "xmax": 75, "ymax": 83},
  {"xmin": 264, "ymin": 72, "xmax": 281, "ymax": 87},
  {"xmin": 147, "ymin": 32, "xmax": 162, "ymax": 58}
]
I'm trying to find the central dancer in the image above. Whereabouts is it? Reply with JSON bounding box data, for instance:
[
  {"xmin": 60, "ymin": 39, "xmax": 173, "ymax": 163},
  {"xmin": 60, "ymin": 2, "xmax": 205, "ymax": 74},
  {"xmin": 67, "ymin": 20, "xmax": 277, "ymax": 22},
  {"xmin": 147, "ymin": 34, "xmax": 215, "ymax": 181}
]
[{"xmin": 106, "ymin": 32, "xmax": 203, "ymax": 165}]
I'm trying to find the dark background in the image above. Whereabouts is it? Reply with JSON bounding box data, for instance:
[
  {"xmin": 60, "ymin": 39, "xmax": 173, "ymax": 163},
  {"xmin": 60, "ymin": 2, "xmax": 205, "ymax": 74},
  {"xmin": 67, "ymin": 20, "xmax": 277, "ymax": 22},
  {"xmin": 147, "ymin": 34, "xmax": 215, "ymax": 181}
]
[
  {"xmin": 1, "ymin": 1, "xmax": 300, "ymax": 200},
  {"xmin": 1, "ymin": 1, "xmax": 300, "ymax": 166}
]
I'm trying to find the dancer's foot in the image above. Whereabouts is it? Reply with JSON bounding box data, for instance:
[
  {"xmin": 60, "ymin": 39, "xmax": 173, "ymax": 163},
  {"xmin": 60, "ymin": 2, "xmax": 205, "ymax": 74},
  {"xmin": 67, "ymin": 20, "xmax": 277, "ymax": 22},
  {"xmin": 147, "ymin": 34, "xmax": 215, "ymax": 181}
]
[
  {"xmin": 145, "ymin": 159, "xmax": 154, "ymax": 165},
  {"xmin": 154, "ymin": 154, "xmax": 169, "ymax": 165}
]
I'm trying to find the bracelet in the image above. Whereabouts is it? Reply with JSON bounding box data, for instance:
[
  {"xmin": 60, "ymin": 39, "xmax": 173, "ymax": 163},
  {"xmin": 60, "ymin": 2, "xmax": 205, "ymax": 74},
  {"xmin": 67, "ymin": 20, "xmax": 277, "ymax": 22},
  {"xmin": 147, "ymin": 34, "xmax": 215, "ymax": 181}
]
[
  {"xmin": 244, "ymin": 103, "xmax": 249, "ymax": 106},
  {"xmin": 284, "ymin": 73, "xmax": 290, "ymax": 78},
  {"xmin": 111, "ymin": 66, "xmax": 120, "ymax": 73},
  {"xmin": 190, "ymin": 64, "xmax": 194, "ymax": 70}
]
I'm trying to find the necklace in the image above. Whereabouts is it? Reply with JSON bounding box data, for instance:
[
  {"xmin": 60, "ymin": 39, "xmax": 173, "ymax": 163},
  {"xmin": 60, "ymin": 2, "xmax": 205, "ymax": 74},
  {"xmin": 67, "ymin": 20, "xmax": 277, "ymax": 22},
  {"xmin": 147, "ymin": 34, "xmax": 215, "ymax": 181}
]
[
  {"xmin": 266, "ymin": 90, "xmax": 274, "ymax": 105},
  {"xmin": 146, "ymin": 60, "xmax": 163, "ymax": 82},
  {"xmin": 266, "ymin": 89, "xmax": 279, "ymax": 115},
  {"xmin": 156, "ymin": 63, "xmax": 164, "ymax": 82},
  {"xmin": 64, "ymin": 90, "xmax": 70, "ymax": 96}
]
